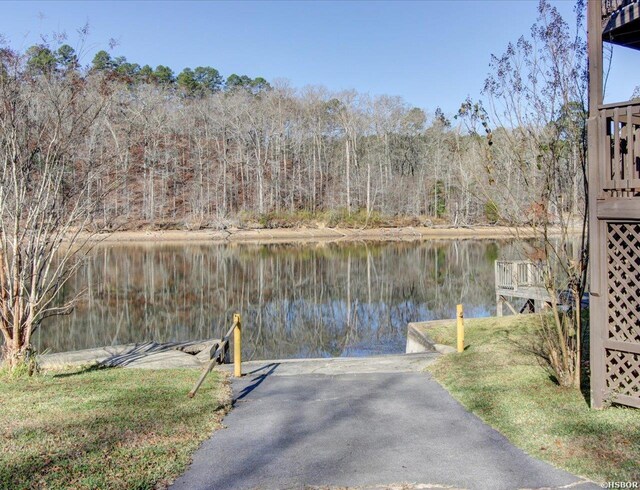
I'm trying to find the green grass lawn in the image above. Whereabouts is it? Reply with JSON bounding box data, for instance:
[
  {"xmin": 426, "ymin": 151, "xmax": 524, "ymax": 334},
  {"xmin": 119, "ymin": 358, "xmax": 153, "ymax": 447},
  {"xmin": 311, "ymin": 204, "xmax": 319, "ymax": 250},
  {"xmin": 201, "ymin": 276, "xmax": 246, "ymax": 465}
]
[
  {"xmin": 0, "ymin": 367, "xmax": 230, "ymax": 489},
  {"xmin": 426, "ymin": 315, "xmax": 640, "ymax": 484}
]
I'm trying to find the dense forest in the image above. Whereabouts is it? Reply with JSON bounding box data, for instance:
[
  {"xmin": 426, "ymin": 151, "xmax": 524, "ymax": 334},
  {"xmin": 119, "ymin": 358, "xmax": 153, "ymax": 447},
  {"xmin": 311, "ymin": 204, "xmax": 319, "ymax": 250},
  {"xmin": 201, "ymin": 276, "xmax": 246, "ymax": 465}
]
[{"xmin": 1, "ymin": 14, "xmax": 587, "ymax": 231}]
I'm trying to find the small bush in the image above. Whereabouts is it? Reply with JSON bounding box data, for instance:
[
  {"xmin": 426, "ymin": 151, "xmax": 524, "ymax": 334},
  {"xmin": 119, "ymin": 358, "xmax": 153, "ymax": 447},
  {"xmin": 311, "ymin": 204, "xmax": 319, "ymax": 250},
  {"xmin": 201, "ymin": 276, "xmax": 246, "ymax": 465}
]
[{"xmin": 484, "ymin": 200, "xmax": 500, "ymax": 224}]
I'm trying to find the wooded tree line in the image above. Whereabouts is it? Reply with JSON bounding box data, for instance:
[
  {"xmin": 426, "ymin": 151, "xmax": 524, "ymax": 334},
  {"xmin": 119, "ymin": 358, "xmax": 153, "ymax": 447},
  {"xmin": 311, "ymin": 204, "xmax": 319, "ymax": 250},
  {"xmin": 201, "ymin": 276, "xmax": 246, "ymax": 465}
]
[
  {"xmin": 1, "ymin": 39, "xmax": 587, "ymax": 231},
  {"xmin": 27, "ymin": 44, "xmax": 271, "ymax": 94}
]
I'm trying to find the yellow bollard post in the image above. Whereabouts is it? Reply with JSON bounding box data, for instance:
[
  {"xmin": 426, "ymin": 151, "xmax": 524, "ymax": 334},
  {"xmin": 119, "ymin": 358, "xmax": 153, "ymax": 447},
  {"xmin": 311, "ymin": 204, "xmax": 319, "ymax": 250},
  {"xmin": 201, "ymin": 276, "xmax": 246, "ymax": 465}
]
[
  {"xmin": 456, "ymin": 304, "xmax": 464, "ymax": 353},
  {"xmin": 233, "ymin": 313, "xmax": 242, "ymax": 377}
]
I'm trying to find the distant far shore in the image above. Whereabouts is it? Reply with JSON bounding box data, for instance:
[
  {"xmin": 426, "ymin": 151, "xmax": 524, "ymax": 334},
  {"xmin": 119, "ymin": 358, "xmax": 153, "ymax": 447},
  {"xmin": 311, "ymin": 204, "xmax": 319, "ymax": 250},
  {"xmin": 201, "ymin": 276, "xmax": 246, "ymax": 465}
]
[{"xmin": 83, "ymin": 225, "xmax": 579, "ymax": 245}]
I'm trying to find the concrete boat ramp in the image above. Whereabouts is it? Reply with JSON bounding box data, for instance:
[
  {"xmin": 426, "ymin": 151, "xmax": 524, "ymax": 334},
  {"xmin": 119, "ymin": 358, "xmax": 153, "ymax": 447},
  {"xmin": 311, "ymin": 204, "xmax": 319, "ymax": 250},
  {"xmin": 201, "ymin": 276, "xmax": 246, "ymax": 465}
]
[{"xmin": 218, "ymin": 352, "xmax": 438, "ymax": 376}]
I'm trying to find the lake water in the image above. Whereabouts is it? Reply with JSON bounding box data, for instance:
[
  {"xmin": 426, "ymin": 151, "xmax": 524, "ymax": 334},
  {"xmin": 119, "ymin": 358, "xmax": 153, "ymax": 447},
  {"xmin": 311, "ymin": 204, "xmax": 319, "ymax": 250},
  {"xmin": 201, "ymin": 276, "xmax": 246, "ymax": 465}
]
[{"xmin": 35, "ymin": 239, "xmax": 517, "ymax": 360}]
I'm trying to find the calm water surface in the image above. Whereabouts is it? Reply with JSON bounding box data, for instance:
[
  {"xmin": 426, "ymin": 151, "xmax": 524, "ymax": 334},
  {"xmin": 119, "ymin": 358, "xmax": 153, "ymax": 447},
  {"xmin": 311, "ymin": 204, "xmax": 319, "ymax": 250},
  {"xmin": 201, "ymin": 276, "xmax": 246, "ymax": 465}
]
[{"xmin": 36, "ymin": 240, "xmax": 516, "ymax": 360}]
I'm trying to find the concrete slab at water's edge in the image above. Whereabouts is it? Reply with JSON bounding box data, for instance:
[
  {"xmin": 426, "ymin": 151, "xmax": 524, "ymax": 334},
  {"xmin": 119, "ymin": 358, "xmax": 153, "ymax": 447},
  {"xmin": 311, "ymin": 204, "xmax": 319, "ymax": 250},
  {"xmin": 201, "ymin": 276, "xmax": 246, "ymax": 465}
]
[
  {"xmin": 406, "ymin": 320, "xmax": 457, "ymax": 355},
  {"xmin": 39, "ymin": 340, "xmax": 218, "ymax": 370},
  {"xmin": 217, "ymin": 352, "xmax": 439, "ymax": 376}
]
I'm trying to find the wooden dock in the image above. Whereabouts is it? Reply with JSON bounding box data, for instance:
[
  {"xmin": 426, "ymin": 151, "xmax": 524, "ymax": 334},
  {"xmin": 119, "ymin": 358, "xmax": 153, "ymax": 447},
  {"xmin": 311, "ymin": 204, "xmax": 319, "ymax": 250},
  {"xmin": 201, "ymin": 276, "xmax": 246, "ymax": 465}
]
[{"xmin": 494, "ymin": 260, "xmax": 551, "ymax": 316}]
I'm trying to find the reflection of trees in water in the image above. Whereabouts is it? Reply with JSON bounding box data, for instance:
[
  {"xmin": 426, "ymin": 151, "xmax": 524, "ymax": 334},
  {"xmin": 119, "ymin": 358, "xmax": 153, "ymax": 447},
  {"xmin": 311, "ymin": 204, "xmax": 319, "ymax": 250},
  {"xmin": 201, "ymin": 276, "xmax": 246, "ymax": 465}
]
[{"xmin": 36, "ymin": 240, "xmax": 513, "ymax": 359}]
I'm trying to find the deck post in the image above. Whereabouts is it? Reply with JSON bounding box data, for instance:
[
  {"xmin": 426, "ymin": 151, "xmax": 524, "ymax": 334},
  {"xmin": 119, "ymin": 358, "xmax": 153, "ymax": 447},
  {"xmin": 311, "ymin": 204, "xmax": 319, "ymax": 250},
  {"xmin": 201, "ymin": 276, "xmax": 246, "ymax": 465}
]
[
  {"xmin": 533, "ymin": 299, "xmax": 541, "ymax": 313},
  {"xmin": 588, "ymin": 0, "xmax": 605, "ymax": 409},
  {"xmin": 496, "ymin": 294, "xmax": 503, "ymax": 317}
]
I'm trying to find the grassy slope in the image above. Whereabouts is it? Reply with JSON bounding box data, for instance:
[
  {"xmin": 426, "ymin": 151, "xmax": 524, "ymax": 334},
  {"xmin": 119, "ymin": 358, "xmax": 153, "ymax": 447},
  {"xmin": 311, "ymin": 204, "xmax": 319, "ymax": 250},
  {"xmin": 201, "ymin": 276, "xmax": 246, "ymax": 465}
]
[
  {"xmin": 426, "ymin": 316, "xmax": 640, "ymax": 484},
  {"xmin": 0, "ymin": 367, "xmax": 230, "ymax": 489}
]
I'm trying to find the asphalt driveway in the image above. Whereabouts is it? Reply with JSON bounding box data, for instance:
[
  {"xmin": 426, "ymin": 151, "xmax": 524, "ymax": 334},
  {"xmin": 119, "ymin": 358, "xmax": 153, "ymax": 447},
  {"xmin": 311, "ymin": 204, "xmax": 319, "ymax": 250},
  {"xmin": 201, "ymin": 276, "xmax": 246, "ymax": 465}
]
[{"xmin": 171, "ymin": 355, "xmax": 598, "ymax": 490}]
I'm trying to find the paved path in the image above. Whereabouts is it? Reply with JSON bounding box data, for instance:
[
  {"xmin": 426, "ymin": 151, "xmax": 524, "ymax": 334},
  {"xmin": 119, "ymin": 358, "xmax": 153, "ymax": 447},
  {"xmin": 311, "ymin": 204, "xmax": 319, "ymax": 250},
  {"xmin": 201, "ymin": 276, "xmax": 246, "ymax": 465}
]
[{"xmin": 172, "ymin": 354, "xmax": 598, "ymax": 490}]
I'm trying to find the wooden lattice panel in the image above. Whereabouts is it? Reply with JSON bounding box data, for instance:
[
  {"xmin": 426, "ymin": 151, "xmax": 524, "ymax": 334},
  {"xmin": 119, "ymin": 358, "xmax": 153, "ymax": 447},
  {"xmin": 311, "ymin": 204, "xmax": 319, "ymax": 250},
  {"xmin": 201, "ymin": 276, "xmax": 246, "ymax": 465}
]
[
  {"xmin": 605, "ymin": 349, "xmax": 640, "ymax": 398},
  {"xmin": 606, "ymin": 222, "xmax": 640, "ymax": 343}
]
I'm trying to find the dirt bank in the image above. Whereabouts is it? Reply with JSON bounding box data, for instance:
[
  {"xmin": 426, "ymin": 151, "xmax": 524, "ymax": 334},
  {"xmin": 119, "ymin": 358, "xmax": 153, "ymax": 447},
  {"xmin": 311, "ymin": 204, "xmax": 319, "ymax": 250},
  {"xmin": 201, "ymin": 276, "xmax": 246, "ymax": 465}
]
[{"xmin": 83, "ymin": 226, "xmax": 570, "ymax": 244}]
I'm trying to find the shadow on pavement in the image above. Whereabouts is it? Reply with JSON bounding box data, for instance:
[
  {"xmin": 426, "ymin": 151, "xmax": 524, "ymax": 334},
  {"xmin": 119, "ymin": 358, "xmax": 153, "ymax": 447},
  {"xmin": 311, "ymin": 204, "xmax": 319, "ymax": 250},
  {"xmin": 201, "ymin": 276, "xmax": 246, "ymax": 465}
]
[{"xmin": 233, "ymin": 362, "xmax": 280, "ymax": 405}]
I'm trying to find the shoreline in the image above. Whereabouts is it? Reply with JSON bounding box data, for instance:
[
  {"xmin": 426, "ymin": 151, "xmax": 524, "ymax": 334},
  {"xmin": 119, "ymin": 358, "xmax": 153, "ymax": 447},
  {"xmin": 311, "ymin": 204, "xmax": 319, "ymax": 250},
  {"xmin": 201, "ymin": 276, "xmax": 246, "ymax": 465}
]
[{"xmin": 84, "ymin": 225, "xmax": 573, "ymax": 245}]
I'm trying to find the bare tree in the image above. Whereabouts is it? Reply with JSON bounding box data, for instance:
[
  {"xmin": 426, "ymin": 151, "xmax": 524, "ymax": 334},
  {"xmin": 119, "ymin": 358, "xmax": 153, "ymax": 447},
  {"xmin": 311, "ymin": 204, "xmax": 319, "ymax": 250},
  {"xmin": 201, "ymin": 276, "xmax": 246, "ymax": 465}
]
[
  {"xmin": 0, "ymin": 46, "xmax": 111, "ymax": 371},
  {"xmin": 476, "ymin": 0, "xmax": 588, "ymax": 388}
]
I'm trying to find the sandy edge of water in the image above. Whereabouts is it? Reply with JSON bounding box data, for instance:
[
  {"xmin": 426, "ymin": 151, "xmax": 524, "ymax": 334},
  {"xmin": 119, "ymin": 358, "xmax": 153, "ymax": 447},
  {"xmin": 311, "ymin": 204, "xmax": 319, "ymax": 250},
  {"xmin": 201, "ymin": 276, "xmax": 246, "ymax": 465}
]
[{"xmin": 80, "ymin": 226, "xmax": 576, "ymax": 245}]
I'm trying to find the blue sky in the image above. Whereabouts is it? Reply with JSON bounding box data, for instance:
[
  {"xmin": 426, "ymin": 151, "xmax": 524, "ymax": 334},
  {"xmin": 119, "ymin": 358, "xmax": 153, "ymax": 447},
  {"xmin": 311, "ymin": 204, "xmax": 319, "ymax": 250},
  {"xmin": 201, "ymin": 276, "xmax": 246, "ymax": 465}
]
[{"xmin": 2, "ymin": 1, "xmax": 638, "ymax": 116}]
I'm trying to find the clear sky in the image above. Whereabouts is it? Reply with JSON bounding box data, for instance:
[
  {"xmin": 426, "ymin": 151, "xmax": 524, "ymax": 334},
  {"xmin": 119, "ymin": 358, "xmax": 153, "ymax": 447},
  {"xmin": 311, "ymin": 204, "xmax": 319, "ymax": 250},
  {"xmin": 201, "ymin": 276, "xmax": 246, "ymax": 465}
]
[{"xmin": 2, "ymin": 0, "xmax": 639, "ymax": 116}]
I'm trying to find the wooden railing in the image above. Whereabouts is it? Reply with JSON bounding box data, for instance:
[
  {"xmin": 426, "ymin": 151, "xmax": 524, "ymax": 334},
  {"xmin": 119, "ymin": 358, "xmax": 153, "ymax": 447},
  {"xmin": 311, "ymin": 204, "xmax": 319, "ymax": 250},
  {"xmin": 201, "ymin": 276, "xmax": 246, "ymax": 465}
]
[
  {"xmin": 495, "ymin": 260, "xmax": 544, "ymax": 291},
  {"xmin": 598, "ymin": 101, "xmax": 640, "ymax": 197},
  {"xmin": 188, "ymin": 313, "xmax": 242, "ymax": 398},
  {"xmin": 601, "ymin": 0, "xmax": 636, "ymax": 17}
]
